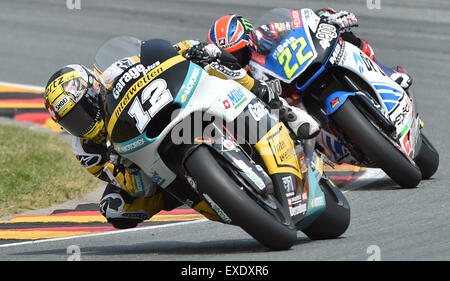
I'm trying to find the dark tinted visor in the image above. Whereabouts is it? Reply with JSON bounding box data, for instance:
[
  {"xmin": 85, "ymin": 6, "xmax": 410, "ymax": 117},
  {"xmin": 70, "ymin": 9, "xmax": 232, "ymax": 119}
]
[{"xmin": 58, "ymin": 91, "xmax": 100, "ymax": 137}]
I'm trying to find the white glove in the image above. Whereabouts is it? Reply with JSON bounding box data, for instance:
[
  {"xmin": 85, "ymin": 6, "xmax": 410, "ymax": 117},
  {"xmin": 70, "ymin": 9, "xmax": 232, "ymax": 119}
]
[
  {"xmin": 325, "ymin": 11, "xmax": 358, "ymax": 31},
  {"xmin": 279, "ymin": 97, "xmax": 321, "ymax": 139},
  {"xmin": 183, "ymin": 43, "xmax": 222, "ymax": 61},
  {"xmin": 203, "ymin": 44, "xmax": 222, "ymax": 58}
]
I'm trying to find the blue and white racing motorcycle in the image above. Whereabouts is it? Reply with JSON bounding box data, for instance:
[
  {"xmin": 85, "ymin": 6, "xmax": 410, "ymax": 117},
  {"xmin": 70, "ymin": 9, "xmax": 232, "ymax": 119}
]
[{"xmin": 249, "ymin": 8, "xmax": 439, "ymax": 188}]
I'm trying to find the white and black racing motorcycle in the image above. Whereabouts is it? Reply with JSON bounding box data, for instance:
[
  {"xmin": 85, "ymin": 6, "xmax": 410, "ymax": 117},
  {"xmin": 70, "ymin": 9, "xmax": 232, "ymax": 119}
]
[
  {"xmin": 249, "ymin": 8, "xmax": 439, "ymax": 188},
  {"xmin": 93, "ymin": 36, "xmax": 350, "ymax": 250}
]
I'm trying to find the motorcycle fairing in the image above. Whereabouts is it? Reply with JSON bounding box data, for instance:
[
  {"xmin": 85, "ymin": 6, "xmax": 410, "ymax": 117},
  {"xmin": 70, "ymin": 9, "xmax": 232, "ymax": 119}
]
[
  {"xmin": 316, "ymin": 129, "xmax": 354, "ymax": 164},
  {"xmin": 329, "ymin": 42, "xmax": 420, "ymax": 157},
  {"xmin": 104, "ymin": 37, "xmax": 333, "ymax": 227},
  {"xmin": 325, "ymin": 91, "xmax": 356, "ymax": 115},
  {"xmin": 104, "ymin": 54, "xmax": 188, "ymax": 143},
  {"xmin": 249, "ymin": 8, "xmax": 344, "ymax": 84},
  {"xmin": 258, "ymin": 27, "xmax": 318, "ymax": 83},
  {"xmin": 254, "ymin": 122, "xmax": 321, "ymax": 223},
  {"xmin": 173, "ymin": 62, "xmax": 203, "ymax": 108},
  {"xmin": 254, "ymin": 122, "xmax": 302, "ymax": 178},
  {"xmin": 109, "ymin": 56, "xmax": 255, "ymax": 189}
]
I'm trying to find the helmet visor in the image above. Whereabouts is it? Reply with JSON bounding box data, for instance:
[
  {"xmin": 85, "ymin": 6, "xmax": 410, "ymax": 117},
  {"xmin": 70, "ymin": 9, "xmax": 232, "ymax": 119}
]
[
  {"xmin": 58, "ymin": 88, "xmax": 101, "ymax": 137},
  {"xmin": 63, "ymin": 77, "xmax": 88, "ymax": 102}
]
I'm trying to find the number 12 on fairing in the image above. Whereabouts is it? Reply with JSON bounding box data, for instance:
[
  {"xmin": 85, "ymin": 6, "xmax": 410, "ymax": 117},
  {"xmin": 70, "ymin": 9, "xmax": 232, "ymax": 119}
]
[{"xmin": 128, "ymin": 79, "xmax": 173, "ymax": 133}]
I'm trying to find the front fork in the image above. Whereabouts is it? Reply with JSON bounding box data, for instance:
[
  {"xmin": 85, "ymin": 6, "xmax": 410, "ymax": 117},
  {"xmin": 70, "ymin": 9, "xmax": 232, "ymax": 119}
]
[{"xmin": 178, "ymin": 98, "xmax": 325, "ymax": 225}]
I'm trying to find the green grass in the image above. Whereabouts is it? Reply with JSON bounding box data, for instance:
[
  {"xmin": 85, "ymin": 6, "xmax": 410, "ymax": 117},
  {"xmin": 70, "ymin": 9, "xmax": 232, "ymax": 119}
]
[{"xmin": 0, "ymin": 123, "xmax": 101, "ymax": 217}]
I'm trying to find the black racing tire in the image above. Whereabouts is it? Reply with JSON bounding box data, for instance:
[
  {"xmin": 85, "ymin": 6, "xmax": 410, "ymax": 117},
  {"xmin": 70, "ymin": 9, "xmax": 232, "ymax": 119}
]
[
  {"xmin": 414, "ymin": 133, "xmax": 439, "ymax": 179},
  {"xmin": 331, "ymin": 100, "xmax": 422, "ymax": 188},
  {"xmin": 184, "ymin": 146, "xmax": 297, "ymax": 250},
  {"xmin": 302, "ymin": 179, "xmax": 351, "ymax": 240}
]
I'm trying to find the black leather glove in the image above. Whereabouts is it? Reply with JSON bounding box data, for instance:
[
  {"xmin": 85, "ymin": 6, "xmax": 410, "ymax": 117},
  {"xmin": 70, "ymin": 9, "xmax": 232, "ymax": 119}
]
[
  {"xmin": 253, "ymin": 80, "xmax": 279, "ymax": 106},
  {"xmin": 183, "ymin": 42, "xmax": 209, "ymax": 60}
]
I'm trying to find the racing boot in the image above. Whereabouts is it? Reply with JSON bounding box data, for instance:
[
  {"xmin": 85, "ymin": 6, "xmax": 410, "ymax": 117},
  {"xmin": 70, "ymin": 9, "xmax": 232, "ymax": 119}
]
[
  {"xmin": 255, "ymin": 79, "xmax": 321, "ymax": 140},
  {"xmin": 99, "ymin": 185, "xmax": 150, "ymax": 229},
  {"xmin": 358, "ymin": 38, "xmax": 412, "ymax": 90},
  {"xmin": 376, "ymin": 62, "xmax": 413, "ymax": 90},
  {"xmin": 389, "ymin": 66, "xmax": 413, "ymax": 90},
  {"xmin": 270, "ymin": 97, "xmax": 321, "ymax": 140}
]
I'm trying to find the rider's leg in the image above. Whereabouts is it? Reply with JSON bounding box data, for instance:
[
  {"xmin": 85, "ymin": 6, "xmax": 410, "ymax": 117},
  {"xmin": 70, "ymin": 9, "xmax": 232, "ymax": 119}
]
[
  {"xmin": 376, "ymin": 62, "xmax": 413, "ymax": 90},
  {"xmin": 269, "ymin": 96, "xmax": 321, "ymax": 140},
  {"xmin": 342, "ymin": 32, "xmax": 412, "ymax": 90}
]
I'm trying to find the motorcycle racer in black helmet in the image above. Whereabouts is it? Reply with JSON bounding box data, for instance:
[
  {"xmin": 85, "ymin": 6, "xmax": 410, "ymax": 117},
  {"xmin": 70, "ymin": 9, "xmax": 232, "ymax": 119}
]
[
  {"xmin": 45, "ymin": 40, "xmax": 281, "ymax": 229},
  {"xmin": 44, "ymin": 63, "xmax": 183, "ymax": 229},
  {"xmin": 44, "ymin": 64, "xmax": 107, "ymax": 143}
]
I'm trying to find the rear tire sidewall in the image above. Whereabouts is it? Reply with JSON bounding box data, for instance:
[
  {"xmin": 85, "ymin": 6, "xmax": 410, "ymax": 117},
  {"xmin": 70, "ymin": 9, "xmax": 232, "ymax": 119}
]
[{"xmin": 302, "ymin": 180, "xmax": 351, "ymax": 240}]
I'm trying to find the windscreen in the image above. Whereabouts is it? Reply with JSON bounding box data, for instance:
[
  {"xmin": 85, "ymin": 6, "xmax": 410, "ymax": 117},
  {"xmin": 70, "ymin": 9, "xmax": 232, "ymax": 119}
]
[
  {"xmin": 93, "ymin": 36, "xmax": 142, "ymax": 73},
  {"xmin": 254, "ymin": 7, "xmax": 293, "ymax": 28}
]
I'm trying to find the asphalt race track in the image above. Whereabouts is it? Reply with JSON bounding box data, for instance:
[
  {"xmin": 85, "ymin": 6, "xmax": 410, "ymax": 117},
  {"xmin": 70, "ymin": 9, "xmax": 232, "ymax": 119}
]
[{"xmin": 0, "ymin": 0, "xmax": 449, "ymax": 261}]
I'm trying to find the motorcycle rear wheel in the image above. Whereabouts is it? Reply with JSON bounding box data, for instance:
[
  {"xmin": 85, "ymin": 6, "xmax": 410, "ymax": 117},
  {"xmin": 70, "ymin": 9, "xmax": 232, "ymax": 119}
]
[
  {"xmin": 302, "ymin": 178, "xmax": 351, "ymax": 240},
  {"xmin": 331, "ymin": 99, "xmax": 422, "ymax": 188},
  {"xmin": 184, "ymin": 146, "xmax": 297, "ymax": 250},
  {"xmin": 414, "ymin": 133, "xmax": 439, "ymax": 179}
]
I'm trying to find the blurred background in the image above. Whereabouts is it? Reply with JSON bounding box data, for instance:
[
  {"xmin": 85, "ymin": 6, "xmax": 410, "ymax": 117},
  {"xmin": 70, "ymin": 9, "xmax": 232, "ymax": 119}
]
[{"xmin": 0, "ymin": 0, "xmax": 448, "ymax": 88}]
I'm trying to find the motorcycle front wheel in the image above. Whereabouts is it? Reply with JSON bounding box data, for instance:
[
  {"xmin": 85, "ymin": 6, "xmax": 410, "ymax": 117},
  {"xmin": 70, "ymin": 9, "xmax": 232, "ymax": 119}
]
[
  {"xmin": 184, "ymin": 146, "xmax": 297, "ymax": 250},
  {"xmin": 330, "ymin": 99, "xmax": 422, "ymax": 188}
]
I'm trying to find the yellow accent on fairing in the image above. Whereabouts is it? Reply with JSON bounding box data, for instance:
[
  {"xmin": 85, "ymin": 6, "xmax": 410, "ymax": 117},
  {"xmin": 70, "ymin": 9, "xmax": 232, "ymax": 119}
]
[
  {"xmin": 174, "ymin": 40, "xmax": 195, "ymax": 55},
  {"xmin": 254, "ymin": 122, "xmax": 302, "ymax": 178},
  {"xmin": 192, "ymin": 200, "xmax": 221, "ymax": 222}
]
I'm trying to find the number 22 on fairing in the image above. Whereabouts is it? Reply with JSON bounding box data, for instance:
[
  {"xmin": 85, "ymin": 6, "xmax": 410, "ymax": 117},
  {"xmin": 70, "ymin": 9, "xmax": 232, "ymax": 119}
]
[
  {"xmin": 128, "ymin": 78, "xmax": 173, "ymax": 133},
  {"xmin": 278, "ymin": 37, "xmax": 314, "ymax": 80}
]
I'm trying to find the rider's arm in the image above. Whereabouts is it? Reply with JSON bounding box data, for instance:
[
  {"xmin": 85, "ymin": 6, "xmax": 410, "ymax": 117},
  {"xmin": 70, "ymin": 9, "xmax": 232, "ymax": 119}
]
[
  {"xmin": 72, "ymin": 136, "xmax": 110, "ymax": 181},
  {"xmin": 205, "ymin": 65, "xmax": 255, "ymax": 91},
  {"xmin": 203, "ymin": 58, "xmax": 282, "ymax": 105},
  {"xmin": 177, "ymin": 41, "xmax": 271, "ymax": 95},
  {"xmin": 72, "ymin": 136, "xmax": 157, "ymax": 198},
  {"xmin": 175, "ymin": 40, "xmax": 282, "ymax": 107},
  {"xmin": 314, "ymin": 8, "xmax": 375, "ymax": 61},
  {"xmin": 315, "ymin": 8, "xmax": 358, "ymax": 31}
]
